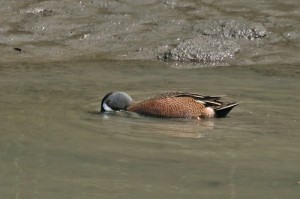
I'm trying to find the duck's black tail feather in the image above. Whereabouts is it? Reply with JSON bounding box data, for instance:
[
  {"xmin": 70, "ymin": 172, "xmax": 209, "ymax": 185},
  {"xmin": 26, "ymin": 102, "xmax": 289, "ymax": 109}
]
[{"xmin": 214, "ymin": 102, "xmax": 239, "ymax": 118}]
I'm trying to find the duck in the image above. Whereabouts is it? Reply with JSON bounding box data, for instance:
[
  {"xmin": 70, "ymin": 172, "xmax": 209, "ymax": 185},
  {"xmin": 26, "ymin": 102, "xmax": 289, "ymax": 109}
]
[{"xmin": 100, "ymin": 91, "xmax": 238, "ymax": 119}]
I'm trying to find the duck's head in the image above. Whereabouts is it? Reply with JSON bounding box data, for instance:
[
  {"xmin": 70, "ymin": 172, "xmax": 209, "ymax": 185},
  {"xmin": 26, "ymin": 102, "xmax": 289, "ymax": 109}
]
[{"xmin": 101, "ymin": 91, "xmax": 133, "ymax": 112}]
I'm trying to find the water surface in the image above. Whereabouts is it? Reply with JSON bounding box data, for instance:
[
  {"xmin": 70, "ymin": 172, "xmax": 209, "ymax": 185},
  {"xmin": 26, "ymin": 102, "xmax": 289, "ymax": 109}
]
[{"xmin": 0, "ymin": 60, "xmax": 299, "ymax": 199}]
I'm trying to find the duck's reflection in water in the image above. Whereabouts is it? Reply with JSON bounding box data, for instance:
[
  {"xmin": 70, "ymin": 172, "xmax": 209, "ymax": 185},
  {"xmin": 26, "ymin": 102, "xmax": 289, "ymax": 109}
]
[{"xmin": 97, "ymin": 111, "xmax": 214, "ymax": 138}]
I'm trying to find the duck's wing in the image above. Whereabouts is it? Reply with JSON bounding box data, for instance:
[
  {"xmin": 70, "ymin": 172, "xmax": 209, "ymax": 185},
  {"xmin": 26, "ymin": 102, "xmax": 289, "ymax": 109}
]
[
  {"xmin": 176, "ymin": 93, "xmax": 239, "ymax": 117},
  {"xmin": 163, "ymin": 92, "xmax": 225, "ymax": 107}
]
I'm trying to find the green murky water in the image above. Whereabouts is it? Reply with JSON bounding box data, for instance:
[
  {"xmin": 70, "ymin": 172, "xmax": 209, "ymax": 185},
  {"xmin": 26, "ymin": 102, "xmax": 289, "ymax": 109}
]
[{"xmin": 0, "ymin": 60, "xmax": 299, "ymax": 198}]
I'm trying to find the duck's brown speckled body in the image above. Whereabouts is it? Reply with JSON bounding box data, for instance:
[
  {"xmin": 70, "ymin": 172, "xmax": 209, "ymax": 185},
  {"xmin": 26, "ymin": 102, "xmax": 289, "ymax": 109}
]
[{"xmin": 101, "ymin": 91, "xmax": 238, "ymax": 119}]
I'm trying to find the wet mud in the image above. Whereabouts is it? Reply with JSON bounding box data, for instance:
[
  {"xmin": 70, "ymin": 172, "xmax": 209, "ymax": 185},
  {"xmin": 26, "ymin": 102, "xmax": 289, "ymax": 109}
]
[{"xmin": 0, "ymin": 0, "xmax": 299, "ymax": 67}]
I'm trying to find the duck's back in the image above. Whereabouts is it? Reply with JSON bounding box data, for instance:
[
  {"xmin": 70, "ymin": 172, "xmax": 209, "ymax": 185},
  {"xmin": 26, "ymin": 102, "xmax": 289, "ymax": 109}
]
[{"xmin": 127, "ymin": 96, "xmax": 206, "ymax": 118}]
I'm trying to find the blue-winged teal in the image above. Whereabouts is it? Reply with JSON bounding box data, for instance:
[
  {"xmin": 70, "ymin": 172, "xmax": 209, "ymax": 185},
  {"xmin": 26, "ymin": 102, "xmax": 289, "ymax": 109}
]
[{"xmin": 100, "ymin": 91, "xmax": 238, "ymax": 119}]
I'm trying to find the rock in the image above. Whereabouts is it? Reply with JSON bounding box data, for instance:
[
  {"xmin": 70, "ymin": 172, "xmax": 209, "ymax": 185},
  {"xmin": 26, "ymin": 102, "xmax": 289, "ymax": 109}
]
[{"xmin": 161, "ymin": 36, "xmax": 240, "ymax": 64}]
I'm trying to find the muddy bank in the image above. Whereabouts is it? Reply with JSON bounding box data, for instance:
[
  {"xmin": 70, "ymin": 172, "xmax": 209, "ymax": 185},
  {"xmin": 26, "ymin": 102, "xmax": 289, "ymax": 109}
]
[
  {"xmin": 160, "ymin": 18, "xmax": 266, "ymax": 66},
  {"xmin": 0, "ymin": 0, "xmax": 299, "ymax": 66}
]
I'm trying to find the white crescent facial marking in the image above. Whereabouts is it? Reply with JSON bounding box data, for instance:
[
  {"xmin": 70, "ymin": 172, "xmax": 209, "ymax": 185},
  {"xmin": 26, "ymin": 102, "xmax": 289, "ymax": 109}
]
[{"xmin": 103, "ymin": 102, "xmax": 113, "ymax": 111}]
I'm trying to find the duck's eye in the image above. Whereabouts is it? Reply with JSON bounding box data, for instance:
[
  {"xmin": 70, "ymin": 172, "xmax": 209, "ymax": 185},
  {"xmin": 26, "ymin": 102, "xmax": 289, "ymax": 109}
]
[{"xmin": 106, "ymin": 99, "xmax": 112, "ymax": 105}]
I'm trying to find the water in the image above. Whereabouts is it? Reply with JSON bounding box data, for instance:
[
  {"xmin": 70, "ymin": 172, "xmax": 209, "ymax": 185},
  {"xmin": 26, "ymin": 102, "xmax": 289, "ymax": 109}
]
[
  {"xmin": 0, "ymin": 60, "xmax": 299, "ymax": 199},
  {"xmin": 1, "ymin": 0, "xmax": 300, "ymax": 198}
]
